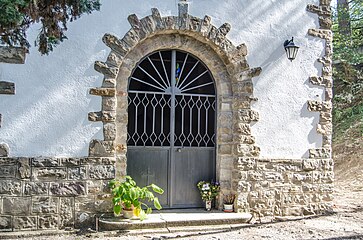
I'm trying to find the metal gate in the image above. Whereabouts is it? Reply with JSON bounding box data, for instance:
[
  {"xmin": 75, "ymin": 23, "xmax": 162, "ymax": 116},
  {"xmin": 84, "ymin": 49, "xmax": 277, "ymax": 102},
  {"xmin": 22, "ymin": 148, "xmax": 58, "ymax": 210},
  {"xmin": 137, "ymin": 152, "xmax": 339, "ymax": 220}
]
[{"xmin": 127, "ymin": 50, "xmax": 216, "ymax": 208}]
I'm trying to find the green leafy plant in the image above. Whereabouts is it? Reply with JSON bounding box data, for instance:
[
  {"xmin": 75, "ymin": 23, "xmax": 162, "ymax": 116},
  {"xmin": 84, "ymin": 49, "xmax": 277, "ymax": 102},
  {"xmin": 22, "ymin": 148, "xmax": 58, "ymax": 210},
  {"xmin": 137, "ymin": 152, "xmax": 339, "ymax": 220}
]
[
  {"xmin": 197, "ymin": 180, "xmax": 220, "ymax": 201},
  {"xmin": 109, "ymin": 176, "xmax": 164, "ymax": 220}
]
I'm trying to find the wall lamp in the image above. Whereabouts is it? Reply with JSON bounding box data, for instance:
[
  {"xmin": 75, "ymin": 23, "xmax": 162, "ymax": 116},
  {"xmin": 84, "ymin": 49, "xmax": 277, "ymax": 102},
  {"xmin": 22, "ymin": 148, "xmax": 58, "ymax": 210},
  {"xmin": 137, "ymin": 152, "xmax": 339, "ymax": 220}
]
[{"xmin": 284, "ymin": 37, "xmax": 299, "ymax": 62}]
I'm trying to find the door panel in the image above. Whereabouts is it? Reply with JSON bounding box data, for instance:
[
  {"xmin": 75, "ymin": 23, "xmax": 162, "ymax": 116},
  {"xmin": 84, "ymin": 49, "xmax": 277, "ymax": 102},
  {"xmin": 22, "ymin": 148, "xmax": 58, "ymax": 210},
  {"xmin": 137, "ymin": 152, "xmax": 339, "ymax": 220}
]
[
  {"xmin": 172, "ymin": 148, "xmax": 215, "ymax": 208},
  {"xmin": 126, "ymin": 147, "xmax": 169, "ymax": 206}
]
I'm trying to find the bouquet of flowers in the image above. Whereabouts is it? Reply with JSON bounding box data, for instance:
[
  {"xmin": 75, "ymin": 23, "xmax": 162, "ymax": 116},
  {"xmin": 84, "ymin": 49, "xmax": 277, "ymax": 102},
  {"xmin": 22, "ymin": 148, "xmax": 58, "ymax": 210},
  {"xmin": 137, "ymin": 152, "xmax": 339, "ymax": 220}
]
[{"xmin": 197, "ymin": 180, "xmax": 220, "ymax": 201}]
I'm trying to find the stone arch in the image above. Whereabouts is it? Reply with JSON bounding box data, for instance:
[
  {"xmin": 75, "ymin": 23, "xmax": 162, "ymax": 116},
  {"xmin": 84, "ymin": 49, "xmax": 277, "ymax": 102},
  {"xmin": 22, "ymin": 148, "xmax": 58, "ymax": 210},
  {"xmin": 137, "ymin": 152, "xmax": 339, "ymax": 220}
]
[{"xmin": 88, "ymin": 3, "xmax": 261, "ymax": 209}]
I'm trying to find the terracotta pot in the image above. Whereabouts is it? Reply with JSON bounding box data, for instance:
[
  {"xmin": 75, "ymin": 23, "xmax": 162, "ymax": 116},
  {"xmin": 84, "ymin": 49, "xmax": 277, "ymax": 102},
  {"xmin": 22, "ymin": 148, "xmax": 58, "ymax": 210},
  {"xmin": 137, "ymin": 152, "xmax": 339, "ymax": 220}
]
[
  {"xmin": 223, "ymin": 204, "xmax": 233, "ymax": 212},
  {"xmin": 123, "ymin": 209, "xmax": 134, "ymax": 219}
]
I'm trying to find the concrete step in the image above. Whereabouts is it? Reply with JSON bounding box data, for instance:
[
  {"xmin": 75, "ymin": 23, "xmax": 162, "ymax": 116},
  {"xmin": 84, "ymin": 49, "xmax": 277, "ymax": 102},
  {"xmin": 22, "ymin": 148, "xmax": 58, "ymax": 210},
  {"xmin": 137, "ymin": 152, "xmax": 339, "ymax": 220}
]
[{"xmin": 98, "ymin": 209, "xmax": 252, "ymax": 231}]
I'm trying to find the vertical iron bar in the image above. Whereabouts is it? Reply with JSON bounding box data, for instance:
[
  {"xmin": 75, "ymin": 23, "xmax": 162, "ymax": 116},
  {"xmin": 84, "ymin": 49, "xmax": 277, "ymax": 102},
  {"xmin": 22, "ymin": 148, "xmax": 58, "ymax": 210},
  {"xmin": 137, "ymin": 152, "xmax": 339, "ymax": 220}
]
[
  {"xmin": 143, "ymin": 94, "xmax": 147, "ymax": 146},
  {"xmin": 169, "ymin": 50, "xmax": 177, "ymax": 207},
  {"xmin": 197, "ymin": 96, "xmax": 201, "ymax": 147},
  {"xmin": 205, "ymin": 97, "xmax": 209, "ymax": 147},
  {"xmin": 134, "ymin": 93, "xmax": 138, "ymax": 145},
  {"xmin": 161, "ymin": 95, "xmax": 164, "ymax": 145},
  {"xmin": 189, "ymin": 97, "xmax": 193, "ymax": 147},
  {"xmin": 152, "ymin": 94, "xmax": 156, "ymax": 146},
  {"xmin": 181, "ymin": 95, "xmax": 185, "ymax": 146}
]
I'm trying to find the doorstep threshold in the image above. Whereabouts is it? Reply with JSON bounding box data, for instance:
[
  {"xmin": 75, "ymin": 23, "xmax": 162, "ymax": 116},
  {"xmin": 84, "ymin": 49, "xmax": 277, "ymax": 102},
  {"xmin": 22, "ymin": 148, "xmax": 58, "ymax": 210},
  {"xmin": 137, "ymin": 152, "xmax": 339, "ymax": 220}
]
[{"xmin": 98, "ymin": 209, "xmax": 252, "ymax": 231}]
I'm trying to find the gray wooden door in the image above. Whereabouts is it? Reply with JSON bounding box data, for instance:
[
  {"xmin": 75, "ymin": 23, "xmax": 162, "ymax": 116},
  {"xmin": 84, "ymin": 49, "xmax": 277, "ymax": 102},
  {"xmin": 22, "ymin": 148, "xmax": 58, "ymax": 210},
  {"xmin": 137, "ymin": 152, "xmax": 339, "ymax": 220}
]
[{"xmin": 127, "ymin": 50, "xmax": 216, "ymax": 208}]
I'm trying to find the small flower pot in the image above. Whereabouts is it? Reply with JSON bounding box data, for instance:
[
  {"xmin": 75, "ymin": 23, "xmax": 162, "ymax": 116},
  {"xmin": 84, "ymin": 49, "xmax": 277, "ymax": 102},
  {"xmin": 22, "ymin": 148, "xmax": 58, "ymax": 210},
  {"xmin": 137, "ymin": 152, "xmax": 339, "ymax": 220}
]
[
  {"xmin": 205, "ymin": 200, "xmax": 212, "ymax": 211},
  {"xmin": 223, "ymin": 204, "xmax": 233, "ymax": 212},
  {"xmin": 123, "ymin": 209, "xmax": 134, "ymax": 219}
]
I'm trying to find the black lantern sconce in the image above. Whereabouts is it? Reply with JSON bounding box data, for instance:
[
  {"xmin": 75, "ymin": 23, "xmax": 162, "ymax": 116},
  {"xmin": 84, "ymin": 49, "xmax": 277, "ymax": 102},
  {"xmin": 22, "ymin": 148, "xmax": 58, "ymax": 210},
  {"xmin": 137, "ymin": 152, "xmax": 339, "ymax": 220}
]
[{"xmin": 284, "ymin": 37, "xmax": 299, "ymax": 62}]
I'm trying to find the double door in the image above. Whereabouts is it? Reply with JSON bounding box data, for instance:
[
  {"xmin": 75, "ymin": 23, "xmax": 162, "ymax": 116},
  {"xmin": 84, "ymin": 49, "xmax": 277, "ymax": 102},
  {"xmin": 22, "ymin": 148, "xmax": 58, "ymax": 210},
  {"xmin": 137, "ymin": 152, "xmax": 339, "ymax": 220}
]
[{"xmin": 127, "ymin": 50, "xmax": 216, "ymax": 208}]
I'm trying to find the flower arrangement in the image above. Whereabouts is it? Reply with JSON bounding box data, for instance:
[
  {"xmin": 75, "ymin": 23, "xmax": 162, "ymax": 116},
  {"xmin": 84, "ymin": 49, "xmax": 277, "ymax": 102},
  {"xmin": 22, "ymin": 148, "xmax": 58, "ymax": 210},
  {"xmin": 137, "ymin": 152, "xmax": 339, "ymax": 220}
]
[{"xmin": 197, "ymin": 180, "xmax": 220, "ymax": 201}]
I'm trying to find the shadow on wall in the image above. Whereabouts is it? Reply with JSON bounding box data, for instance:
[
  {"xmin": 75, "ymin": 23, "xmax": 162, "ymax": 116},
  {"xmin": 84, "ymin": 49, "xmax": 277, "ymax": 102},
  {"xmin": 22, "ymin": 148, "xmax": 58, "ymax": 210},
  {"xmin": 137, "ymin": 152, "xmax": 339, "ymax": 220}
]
[{"xmin": 300, "ymin": 100, "xmax": 322, "ymax": 157}]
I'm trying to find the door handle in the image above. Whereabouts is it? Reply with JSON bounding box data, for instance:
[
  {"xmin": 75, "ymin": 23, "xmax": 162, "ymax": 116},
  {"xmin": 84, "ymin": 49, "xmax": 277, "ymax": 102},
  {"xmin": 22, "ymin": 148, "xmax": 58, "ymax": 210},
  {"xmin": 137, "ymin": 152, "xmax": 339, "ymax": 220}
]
[{"xmin": 177, "ymin": 148, "xmax": 182, "ymax": 153}]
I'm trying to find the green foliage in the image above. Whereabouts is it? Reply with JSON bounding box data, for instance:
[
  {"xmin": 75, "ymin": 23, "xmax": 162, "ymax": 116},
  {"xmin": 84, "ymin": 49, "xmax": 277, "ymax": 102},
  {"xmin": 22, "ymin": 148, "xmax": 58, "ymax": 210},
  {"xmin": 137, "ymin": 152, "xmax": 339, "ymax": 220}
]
[
  {"xmin": 332, "ymin": 0, "xmax": 363, "ymax": 64},
  {"xmin": 333, "ymin": 103, "xmax": 363, "ymax": 141},
  {"xmin": 109, "ymin": 176, "xmax": 164, "ymax": 221},
  {"xmin": 0, "ymin": 0, "xmax": 101, "ymax": 54}
]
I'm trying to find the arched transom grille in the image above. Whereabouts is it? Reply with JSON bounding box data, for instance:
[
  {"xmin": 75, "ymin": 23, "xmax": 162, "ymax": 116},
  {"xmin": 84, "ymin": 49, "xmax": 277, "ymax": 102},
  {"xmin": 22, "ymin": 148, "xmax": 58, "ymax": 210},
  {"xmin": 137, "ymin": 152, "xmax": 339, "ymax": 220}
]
[{"xmin": 127, "ymin": 50, "xmax": 216, "ymax": 147}]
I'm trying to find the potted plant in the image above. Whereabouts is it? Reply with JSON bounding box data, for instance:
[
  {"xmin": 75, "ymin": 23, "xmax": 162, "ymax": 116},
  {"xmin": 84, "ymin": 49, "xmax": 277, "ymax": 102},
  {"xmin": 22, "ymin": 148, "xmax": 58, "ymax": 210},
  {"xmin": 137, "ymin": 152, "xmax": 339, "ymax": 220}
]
[
  {"xmin": 223, "ymin": 193, "xmax": 236, "ymax": 212},
  {"xmin": 197, "ymin": 180, "xmax": 220, "ymax": 211},
  {"xmin": 109, "ymin": 176, "xmax": 164, "ymax": 220}
]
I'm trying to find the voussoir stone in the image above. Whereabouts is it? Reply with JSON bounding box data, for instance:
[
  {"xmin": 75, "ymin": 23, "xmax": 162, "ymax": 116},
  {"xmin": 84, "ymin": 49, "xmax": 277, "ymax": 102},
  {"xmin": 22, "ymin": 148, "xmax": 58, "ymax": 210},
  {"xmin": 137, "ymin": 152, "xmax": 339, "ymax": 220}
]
[
  {"xmin": 94, "ymin": 61, "xmax": 118, "ymax": 78},
  {"xmin": 102, "ymin": 33, "xmax": 128, "ymax": 56}
]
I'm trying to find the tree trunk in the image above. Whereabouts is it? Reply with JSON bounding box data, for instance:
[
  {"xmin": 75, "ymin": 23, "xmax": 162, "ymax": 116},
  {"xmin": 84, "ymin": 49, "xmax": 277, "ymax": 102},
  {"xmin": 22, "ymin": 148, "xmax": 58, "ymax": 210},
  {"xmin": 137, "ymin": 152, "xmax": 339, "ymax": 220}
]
[{"xmin": 337, "ymin": 0, "xmax": 352, "ymax": 36}]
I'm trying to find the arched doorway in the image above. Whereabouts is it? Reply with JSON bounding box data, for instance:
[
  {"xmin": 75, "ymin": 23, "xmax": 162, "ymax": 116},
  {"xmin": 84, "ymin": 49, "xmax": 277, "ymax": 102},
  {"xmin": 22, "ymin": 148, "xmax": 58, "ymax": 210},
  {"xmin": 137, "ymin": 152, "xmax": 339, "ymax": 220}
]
[{"xmin": 126, "ymin": 49, "xmax": 216, "ymax": 208}]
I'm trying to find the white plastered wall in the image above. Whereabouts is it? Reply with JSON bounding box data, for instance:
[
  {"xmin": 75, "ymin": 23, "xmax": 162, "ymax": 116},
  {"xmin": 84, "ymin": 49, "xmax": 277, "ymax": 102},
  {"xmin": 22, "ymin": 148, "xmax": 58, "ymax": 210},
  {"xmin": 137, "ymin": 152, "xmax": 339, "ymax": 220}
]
[{"xmin": 0, "ymin": 0, "xmax": 324, "ymax": 158}]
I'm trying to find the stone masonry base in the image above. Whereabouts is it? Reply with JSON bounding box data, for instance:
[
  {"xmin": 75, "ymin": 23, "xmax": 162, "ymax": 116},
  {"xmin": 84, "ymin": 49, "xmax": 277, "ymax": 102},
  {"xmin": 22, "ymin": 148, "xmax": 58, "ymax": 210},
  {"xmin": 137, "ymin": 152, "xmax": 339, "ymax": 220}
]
[
  {"xmin": 0, "ymin": 156, "xmax": 333, "ymax": 231},
  {"xmin": 236, "ymin": 158, "xmax": 334, "ymax": 217},
  {"xmin": 0, "ymin": 157, "xmax": 115, "ymax": 231}
]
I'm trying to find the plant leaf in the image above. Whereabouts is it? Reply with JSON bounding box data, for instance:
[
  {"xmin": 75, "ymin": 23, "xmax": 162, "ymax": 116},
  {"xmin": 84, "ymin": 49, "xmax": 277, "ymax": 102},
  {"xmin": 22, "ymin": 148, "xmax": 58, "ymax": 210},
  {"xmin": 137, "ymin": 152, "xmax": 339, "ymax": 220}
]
[
  {"xmin": 150, "ymin": 184, "xmax": 164, "ymax": 194},
  {"xmin": 109, "ymin": 179, "xmax": 116, "ymax": 187},
  {"xmin": 146, "ymin": 207, "xmax": 152, "ymax": 214},
  {"xmin": 113, "ymin": 204, "xmax": 121, "ymax": 215},
  {"xmin": 129, "ymin": 187, "xmax": 137, "ymax": 200},
  {"xmin": 153, "ymin": 197, "xmax": 162, "ymax": 210},
  {"xmin": 139, "ymin": 209, "xmax": 147, "ymax": 221}
]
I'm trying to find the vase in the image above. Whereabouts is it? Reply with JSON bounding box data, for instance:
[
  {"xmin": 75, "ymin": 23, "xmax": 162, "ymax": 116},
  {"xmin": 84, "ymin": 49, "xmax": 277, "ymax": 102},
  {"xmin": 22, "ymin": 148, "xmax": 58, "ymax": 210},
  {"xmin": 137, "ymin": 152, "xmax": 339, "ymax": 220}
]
[
  {"xmin": 205, "ymin": 200, "xmax": 212, "ymax": 211},
  {"xmin": 123, "ymin": 209, "xmax": 134, "ymax": 219},
  {"xmin": 223, "ymin": 204, "xmax": 233, "ymax": 212}
]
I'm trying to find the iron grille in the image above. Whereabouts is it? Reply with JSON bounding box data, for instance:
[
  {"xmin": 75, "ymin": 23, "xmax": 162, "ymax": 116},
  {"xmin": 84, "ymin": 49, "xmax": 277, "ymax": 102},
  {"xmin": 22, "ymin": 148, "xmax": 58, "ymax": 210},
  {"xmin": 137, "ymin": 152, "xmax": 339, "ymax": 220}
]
[{"xmin": 127, "ymin": 50, "xmax": 216, "ymax": 147}]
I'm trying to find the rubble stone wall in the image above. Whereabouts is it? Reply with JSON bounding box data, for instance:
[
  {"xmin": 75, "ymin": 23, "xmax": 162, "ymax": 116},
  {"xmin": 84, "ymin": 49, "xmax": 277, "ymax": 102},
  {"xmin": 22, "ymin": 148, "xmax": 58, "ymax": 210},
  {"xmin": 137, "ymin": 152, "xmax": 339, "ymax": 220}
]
[
  {"xmin": 235, "ymin": 158, "xmax": 334, "ymax": 217},
  {"xmin": 0, "ymin": 157, "xmax": 114, "ymax": 231}
]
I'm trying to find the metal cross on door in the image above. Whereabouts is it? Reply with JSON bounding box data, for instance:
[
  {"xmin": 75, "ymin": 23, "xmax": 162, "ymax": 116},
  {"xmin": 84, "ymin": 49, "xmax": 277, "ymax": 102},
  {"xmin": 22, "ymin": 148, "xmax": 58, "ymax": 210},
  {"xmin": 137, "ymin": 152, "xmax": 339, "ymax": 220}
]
[{"xmin": 127, "ymin": 50, "xmax": 216, "ymax": 208}]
